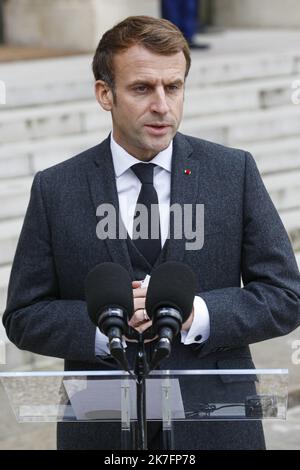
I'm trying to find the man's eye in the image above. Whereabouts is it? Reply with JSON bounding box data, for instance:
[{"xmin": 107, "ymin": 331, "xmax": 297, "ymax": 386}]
[
  {"xmin": 167, "ymin": 85, "xmax": 179, "ymax": 91},
  {"xmin": 134, "ymin": 86, "xmax": 148, "ymax": 93}
]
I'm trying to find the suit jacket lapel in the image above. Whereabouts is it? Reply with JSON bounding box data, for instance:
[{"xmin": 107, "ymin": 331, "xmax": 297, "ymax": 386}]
[
  {"xmin": 85, "ymin": 136, "xmax": 134, "ymax": 278},
  {"xmin": 164, "ymin": 132, "xmax": 201, "ymax": 263}
]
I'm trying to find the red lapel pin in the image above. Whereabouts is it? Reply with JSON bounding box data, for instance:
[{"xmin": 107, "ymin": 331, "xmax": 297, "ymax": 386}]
[{"xmin": 184, "ymin": 169, "xmax": 192, "ymax": 175}]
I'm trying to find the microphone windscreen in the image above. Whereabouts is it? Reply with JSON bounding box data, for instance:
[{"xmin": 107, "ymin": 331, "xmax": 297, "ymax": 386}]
[
  {"xmin": 146, "ymin": 262, "xmax": 196, "ymax": 322},
  {"xmin": 85, "ymin": 262, "xmax": 133, "ymax": 326}
]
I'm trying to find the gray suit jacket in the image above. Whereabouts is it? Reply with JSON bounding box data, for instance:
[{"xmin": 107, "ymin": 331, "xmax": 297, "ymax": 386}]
[{"xmin": 3, "ymin": 132, "xmax": 300, "ymax": 449}]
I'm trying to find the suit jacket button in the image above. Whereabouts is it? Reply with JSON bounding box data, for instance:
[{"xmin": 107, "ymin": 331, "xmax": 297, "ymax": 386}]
[{"xmin": 194, "ymin": 335, "xmax": 202, "ymax": 342}]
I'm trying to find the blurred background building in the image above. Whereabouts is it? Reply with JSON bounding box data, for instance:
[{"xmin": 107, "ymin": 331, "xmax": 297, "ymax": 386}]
[{"xmin": 0, "ymin": 0, "xmax": 300, "ymax": 449}]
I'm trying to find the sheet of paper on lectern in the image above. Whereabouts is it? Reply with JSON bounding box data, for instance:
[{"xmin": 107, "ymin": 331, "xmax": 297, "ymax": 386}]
[{"xmin": 63, "ymin": 378, "xmax": 185, "ymax": 421}]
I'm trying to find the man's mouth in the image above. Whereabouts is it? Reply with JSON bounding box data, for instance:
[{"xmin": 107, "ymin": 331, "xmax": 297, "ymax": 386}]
[{"xmin": 144, "ymin": 124, "xmax": 171, "ymax": 135}]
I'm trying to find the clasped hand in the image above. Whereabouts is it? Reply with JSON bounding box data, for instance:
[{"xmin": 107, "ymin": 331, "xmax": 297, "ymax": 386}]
[{"xmin": 126, "ymin": 281, "xmax": 194, "ymax": 343}]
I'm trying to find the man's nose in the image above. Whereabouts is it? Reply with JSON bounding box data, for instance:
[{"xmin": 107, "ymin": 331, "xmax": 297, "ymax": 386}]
[{"xmin": 150, "ymin": 89, "xmax": 170, "ymax": 114}]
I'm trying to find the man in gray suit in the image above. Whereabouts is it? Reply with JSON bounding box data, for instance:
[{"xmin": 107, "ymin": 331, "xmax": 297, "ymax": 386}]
[{"xmin": 3, "ymin": 16, "xmax": 300, "ymax": 450}]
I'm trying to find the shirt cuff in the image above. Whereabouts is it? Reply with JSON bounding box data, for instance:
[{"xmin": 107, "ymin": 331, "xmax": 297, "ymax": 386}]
[
  {"xmin": 95, "ymin": 328, "xmax": 127, "ymax": 357},
  {"xmin": 181, "ymin": 296, "xmax": 210, "ymax": 345}
]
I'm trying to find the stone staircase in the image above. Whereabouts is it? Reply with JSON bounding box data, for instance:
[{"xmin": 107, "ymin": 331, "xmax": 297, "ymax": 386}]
[{"xmin": 1, "ymin": 30, "xmax": 300, "ymax": 368}]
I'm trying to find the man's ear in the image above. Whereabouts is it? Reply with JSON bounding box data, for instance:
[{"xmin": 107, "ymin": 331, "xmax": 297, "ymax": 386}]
[{"xmin": 95, "ymin": 80, "xmax": 113, "ymax": 111}]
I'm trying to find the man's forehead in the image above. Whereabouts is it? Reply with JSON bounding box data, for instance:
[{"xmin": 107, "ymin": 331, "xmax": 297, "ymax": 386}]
[{"xmin": 113, "ymin": 44, "xmax": 186, "ymax": 73}]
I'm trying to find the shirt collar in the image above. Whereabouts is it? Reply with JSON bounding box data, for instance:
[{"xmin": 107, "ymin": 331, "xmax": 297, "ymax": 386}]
[{"xmin": 110, "ymin": 133, "xmax": 173, "ymax": 178}]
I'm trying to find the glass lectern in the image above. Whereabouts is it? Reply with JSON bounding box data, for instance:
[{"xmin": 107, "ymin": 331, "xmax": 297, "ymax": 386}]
[{"xmin": 0, "ymin": 369, "xmax": 288, "ymax": 449}]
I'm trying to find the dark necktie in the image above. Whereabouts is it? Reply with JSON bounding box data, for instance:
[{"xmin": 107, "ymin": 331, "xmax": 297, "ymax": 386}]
[{"xmin": 131, "ymin": 163, "xmax": 161, "ymax": 266}]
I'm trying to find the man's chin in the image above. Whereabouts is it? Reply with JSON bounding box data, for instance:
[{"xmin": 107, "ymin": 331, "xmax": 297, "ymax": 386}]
[{"xmin": 145, "ymin": 134, "xmax": 173, "ymax": 152}]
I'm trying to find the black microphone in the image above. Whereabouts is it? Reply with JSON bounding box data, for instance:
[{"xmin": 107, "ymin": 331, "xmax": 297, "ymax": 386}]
[
  {"xmin": 85, "ymin": 262, "xmax": 133, "ymax": 372},
  {"xmin": 146, "ymin": 261, "xmax": 196, "ymax": 370}
]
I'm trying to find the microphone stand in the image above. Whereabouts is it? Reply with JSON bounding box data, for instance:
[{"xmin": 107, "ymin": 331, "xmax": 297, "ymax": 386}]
[
  {"xmin": 133, "ymin": 332, "xmax": 149, "ymax": 450},
  {"xmin": 130, "ymin": 329, "xmax": 174, "ymax": 450},
  {"xmin": 129, "ymin": 327, "xmax": 175, "ymax": 450}
]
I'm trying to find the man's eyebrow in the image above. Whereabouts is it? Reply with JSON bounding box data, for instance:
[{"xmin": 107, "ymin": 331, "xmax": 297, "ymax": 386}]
[
  {"xmin": 165, "ymin": 79, "xmax": 184, "ymax": 86},
  {"xmin": 128, "ymin": 78, "xmax": 184, "ymax": 87},
  {"xmin": 128, "ymin": 80, "xmax": 152, "ymax": 86}
]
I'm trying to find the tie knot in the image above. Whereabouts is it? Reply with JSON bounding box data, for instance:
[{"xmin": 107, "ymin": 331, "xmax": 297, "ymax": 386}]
[{"xmin": 131, "ymin": 163, "xmax": 156, "ymax": 185}]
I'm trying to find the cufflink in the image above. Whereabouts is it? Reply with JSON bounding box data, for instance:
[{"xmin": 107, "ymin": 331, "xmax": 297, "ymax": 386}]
[{"xmin": 194, "ymin": 334, "xmax": 202, "ymax": 342}]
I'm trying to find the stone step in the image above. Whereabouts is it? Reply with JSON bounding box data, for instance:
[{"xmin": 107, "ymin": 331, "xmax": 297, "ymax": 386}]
[
  {"xmin": 264, "ymin": 170, "xmax": 300, "ymax": 212},
  {"xmin": 0, "ymin": 177, "xmax": 32, "ymax": 220},
  {"xmin": 188, "ymin": 49, "xmax": 299, "ymax": 87},
  {"xmin": 0, "ymin": 49, "xmax": 298, "ymax": 108},
  {"xmin": 0, "ymin": 55, "xmax": 94, "ymax": 109},
  {"xmin": 0, "ymin": 131, "xmax": 106, "ymax": 175},
  {"xmin": 0, "ymin": 152, "xmax": 31, "ymax": 179},
  {"xmin": 0, "ymin": 99, "xmax": 110, "ymax": 145},
  {"xmin": 180, "ymin": 104, "xmax": 300, "ymax": 146},
  {"xmin": 280, "ymin": 208, "xmax": 300, "ymax": 252},
  {"xmin": 184, "ymin": 75, "xmax": 299, "ymax": 118},
  {"xmin": 197, "ymin": 29, "xmax": 300, "ymax": 56},
  {"xmin": 246, "ymin": 137, "xmax": 300, "ymax": 174},
  {"xmin": 0, "ymin": 218, "xmax": 23, "ymax": 266}
]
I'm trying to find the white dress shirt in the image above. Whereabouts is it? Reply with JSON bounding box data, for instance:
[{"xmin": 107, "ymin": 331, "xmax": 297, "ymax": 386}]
[{"xmin": 95, "ymin": 134, "xmax": 210, "ymax": 356}]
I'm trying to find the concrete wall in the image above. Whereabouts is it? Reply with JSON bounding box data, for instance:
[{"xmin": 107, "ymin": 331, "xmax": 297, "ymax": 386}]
[
  {"xmin": 3, "ymin": 0, "xmax": 160, "ymax": 50},
  {"xmin": 212, "ymin": 0, "xmax": 300, "ymax": 28}
]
